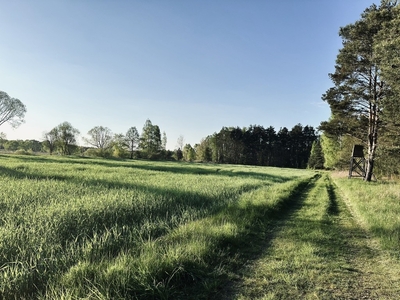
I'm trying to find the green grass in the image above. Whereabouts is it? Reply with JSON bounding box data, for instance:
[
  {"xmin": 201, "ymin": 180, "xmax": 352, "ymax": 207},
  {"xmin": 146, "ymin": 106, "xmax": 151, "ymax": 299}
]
[
  {"xmin": 331, "ymin": 175, "xmax": 400, "ymax": 256},
  {"xmin": 2, "ymin": 155, "xmax": 400, "ymax": 299},
  {"xmin": 234, "ymin": 174, "xmax": 400, "ymax": 299},
  {"xmin": 0, "ymin": 154, "xmax": 315, "ymax": 299}
]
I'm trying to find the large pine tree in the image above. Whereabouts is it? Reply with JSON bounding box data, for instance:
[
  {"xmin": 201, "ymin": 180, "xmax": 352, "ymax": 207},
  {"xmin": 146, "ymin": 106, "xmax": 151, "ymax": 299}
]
[{"xmin": 320, "ymin": 1, "xmax": 397, "ymax": 181}]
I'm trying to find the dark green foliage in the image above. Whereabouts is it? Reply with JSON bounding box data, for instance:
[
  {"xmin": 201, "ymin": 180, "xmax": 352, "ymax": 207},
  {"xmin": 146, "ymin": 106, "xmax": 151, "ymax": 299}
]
[
  {"xmin": 205, "ymin": 124, "xmax": 318, "ymax": 168},
  {"xmin": 320, "ymin": 1, "xmax": 399, "ymax": 180},
  {"xmin": 307, "ymin": 140, "xmax": 325, "ymax": 169},
  {"xmin": 139, "ymin": 119, "xmax": 162, "ymax": 158},
  {"xmin": 50, "ymin": 121, "xmax": 80, "ymax": 155},
  {"xmin": 175, "ymin": 148, "xmax": 183, "ymax": 160}
]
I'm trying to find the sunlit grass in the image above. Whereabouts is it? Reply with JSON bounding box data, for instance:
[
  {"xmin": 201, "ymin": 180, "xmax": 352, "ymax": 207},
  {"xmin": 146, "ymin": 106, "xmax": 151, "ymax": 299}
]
[
  {"xmin": 332, "ymin": 176, "xmax": 400, "ymax": 256},
  {"xmin": 0, "ymin": 154, "xmax": 315, "ymax": 299},
  {"xmin": 234, "ymin": 174, "xmax": 400, "ymax": 299}
]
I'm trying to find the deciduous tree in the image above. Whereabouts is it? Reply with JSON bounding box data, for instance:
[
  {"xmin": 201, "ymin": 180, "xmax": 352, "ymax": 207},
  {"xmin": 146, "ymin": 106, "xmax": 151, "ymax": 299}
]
[
  {"xmin": 125, "ymin": 127, "xmax": 139, "ymax": 159},
  {"xmin": 139, "ymin": 119, "xmax": 162, "ymax": 157},
  {"xmin": 0, "ymin": 91, "xmax": 26, "ymax": 128},
  {"xmin": 85, "ymin": 126, "xmax": 113, "ymax": 150},
  {"xmin": 183, "ymin": 144, "xmax": 196, "ymax": 161},
  {"xmin": 53, "ymin": 122, "xmax": 80, "ymax": 155}
]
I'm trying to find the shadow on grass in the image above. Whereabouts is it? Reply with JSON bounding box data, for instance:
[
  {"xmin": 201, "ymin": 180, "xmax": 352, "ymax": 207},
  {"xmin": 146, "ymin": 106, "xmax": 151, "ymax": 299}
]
[
  {"xmin": 219, "ymin": 175, "xmax": 382, "ymax": 300},
  {"xmin": 0, "ymin": 165, "xmax": 69, "ymax": 181},
  {"xmin": 154, "ymin": 175, "xmax": 321, "ymax": 300},
  {"xmin": 326, "ymin": 180, "xmax": 340, "ymax": 216},
  {"xmin": 0, "ymin": 155, "xmax": 314, "ymax": 299},
  {"xmin": 0, "ymin": 154, "xmax": 295, "ymax": 181}
]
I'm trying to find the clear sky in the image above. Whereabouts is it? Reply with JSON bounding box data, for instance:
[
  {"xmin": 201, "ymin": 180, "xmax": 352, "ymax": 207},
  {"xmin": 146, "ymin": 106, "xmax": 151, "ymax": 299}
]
[{"xmin": 0, "ymin": 0, "xmax": 377, "ymax": 149}]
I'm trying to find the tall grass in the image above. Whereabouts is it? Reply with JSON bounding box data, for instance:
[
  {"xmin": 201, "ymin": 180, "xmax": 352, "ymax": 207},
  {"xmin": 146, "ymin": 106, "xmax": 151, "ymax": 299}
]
[
  {"xmin": 0, "ymin": 155, "xmax": 315, "ymax": 299},
  {"xmin": 332, "ymin": 175, "xmax": 400, "ymax": 256},
  {"xmin": 235, "ymin": 174, "xmax": 400, "ymax": 299}
]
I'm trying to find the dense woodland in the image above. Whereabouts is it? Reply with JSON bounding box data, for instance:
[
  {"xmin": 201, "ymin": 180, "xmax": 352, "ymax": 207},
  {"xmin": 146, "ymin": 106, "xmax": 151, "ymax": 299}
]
[{"xmin": 194, "ymin": 124, "xmax": 318, "ymax": 168}]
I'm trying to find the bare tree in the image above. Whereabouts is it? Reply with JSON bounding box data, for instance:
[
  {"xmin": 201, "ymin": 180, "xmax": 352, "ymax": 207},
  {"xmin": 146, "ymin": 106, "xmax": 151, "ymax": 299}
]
[{"xmin": 176, "ymin": 135, "xmax": 185, "ymax": 150}]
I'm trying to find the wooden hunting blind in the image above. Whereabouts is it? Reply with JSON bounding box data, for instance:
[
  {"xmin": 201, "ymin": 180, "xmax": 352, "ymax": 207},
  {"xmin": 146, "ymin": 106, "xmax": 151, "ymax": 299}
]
[{"xmin": 349, "ymin": 145, "xmax": 365, "ymax": 178}]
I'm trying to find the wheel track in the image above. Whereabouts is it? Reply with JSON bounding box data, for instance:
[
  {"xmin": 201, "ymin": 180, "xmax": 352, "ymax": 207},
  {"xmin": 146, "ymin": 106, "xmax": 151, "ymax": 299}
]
[{"xmin": 230, "ymin": 173, "xmax": 400, "ymax": 299}]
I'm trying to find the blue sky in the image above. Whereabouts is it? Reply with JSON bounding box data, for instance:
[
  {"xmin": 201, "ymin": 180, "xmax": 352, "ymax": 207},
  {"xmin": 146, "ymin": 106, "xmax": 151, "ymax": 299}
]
[{"xmin": 1, "ymin": 0, "xmax": 376, "ymax": 149}]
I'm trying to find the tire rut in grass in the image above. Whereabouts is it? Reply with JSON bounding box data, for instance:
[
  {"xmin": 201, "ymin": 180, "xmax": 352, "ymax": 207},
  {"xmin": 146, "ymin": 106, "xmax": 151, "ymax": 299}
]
[
  {"xmin": 229, "ymin": 174, "xmax": 400, "ymax": 299},
  {"xmin": 217, "ymin": 174, "xmax": 321, "ymax": 299},
  {"xmin": 329, "ymin": 177, "xmax": 400, "ymax": 299}
]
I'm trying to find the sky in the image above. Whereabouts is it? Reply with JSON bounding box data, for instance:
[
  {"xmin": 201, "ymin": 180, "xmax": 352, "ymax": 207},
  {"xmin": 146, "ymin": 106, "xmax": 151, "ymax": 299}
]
[{"xmin": 0, "ymin": 0, "xmax": 378, "ymax": 150}]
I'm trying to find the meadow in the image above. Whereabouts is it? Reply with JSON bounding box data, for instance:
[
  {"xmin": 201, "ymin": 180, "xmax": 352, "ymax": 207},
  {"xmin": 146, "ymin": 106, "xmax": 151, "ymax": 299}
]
[
  {"xmin": 0, "ymin": 155, "xmax": 400, "ymax": 299},
  {"xmin": 0, "ymin": 154, "xmax": 314, "ymax": 299}
]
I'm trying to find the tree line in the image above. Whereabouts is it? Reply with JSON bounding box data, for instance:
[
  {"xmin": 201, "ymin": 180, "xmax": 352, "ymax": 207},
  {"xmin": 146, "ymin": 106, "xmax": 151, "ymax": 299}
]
[
  {"xmin": 0, "ymin": 91, "xmax": 320, "ymax": 168},
  {"xmin": 0, "ymin": 118, "xmax": 170, "ymax": 159},
  {"xmin": 0, "ymin": 90, "xmax": 320, "ymax": 169},
  {"xmin": 0, "ymin": 119, "xmax": 319, "ymax": 169},
  {"xmin": 190, "ymin": 124, "xmax": 318, "ymax": 168}
]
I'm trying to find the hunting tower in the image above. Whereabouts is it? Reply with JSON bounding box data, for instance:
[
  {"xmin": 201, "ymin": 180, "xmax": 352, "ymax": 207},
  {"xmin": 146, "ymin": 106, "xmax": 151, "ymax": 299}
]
[{"xmin": 348, "ymin": 145, "xmax": 365, "ymax": 178}]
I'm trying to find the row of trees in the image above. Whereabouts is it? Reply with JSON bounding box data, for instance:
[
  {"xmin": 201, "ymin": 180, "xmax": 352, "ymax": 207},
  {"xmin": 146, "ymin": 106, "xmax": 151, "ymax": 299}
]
[
  {"xmin": 0, "ymin": 91, "xmax": 173, "ymax": 159},
  {"xmin": 39, "ymin": 119, "xmax": 168, "ymax": 159},
  {"xmin": 181, "ymin": 124, "xmax": 318, "ymax": 168},
  {"xmin": 320, "ymin": 0, "xmax": 400, "ymax": 180},
  {"xmin": 0, "ymin": 90, "xmax": 320, "ymax": 169}
]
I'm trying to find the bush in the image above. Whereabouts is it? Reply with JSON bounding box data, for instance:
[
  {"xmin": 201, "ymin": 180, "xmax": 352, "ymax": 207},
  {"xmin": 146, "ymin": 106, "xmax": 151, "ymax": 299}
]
[
  {"xmin": 84, "ymin": 148, "xmax": 113, "ymax": 158},
  {"xmin": 14, "ymin": 149, "xmax": 32, "ymax": 155}
]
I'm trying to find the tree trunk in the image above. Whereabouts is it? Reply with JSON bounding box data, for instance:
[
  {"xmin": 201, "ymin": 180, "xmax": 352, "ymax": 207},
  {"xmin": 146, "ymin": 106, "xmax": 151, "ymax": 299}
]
[
  {"xmin": 365, "ymin": 152, "xmax": 375, "ymax": 181},
  {"xmin": 365, "ymin": 102, "xmax": 379, "ymax": 182}
]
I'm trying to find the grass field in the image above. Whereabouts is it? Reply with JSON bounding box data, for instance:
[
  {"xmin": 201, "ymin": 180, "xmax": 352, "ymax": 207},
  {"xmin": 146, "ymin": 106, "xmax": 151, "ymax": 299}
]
[{"xmin": 0, "ymin": 155, "xmax": 400, "ymax": 299}]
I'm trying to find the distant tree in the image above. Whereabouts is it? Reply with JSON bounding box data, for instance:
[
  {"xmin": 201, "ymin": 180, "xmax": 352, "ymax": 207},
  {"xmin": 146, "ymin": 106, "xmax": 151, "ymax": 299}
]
[
  {"xmin": 112, "ymin": 133, "xmax": 128, "ymax": 158},
  {"xmin": 85, "ymin": 126, "xmax": 113, "ymax": 150},
  {"xmin": 125, "ymin": 127, "xmax": 139, "ymax": 159},
  {"xmin": 162, "ymin": 131, "xmax": 167, "ymax": 150},
  {"xmin": 0, "ymin": 91, "xmax": 26, "ymax": 128},
  {"xmin": 229, "ymin": 127, "xmax": 245, "ymax": 164},
  {"xmin": 24, "ymin": 140, "xmax": 42, "ymax": 152},
  {"xmin": 174, "ymin": 148, "xmax": 183, "ymax": 161},
  {"xmin": 195, "ymin": 138, "xmax": 213, "ymax": 162},
  {"xmin": 263, "ymin": 126, "xmax": 277, "ymax": 166},
  {"xmin": 308, "ymin": 140, "xmax": 324, "ymax": 169},
  {"xmin": 139, "ymin": 119, "xmax": 162, "ymax": 157},
  {"xmin": 54, "ymin": 122, "xmax": 80, "ymax": 155},
  {"xmin": 321, "ymin": 133, "xmax": 359, "ymax": 170},
  {"xmin": 183, "ymin": 144, "xmax": 196, "ymax": 161},
  {"xmin": 4, "ymin": 140, "xmax": 20, "ymax": 151},
  {"xmin": 176, "ymin": 135, "xmax": 185, "ymax": 150},
  {"xmin": 288, "ymin": 124, "xmax": 317, "ymax": 168},
  {"xmin": 43, "ymin": 129, "xmax": 58, "ymax": 155},
  {"xmin": 0, "ymin": 132, "xmax": 6, "ymax": 149},
  {"xmin": 274, "ymin": 127, "xmax": 290, "ymax": 167}
]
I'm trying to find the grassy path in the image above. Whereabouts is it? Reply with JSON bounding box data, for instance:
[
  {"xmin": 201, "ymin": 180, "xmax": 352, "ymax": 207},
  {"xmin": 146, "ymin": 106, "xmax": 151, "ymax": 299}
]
[{"xmin": 231, "ymin": 174, "xmax": 400, "ymax": 299}]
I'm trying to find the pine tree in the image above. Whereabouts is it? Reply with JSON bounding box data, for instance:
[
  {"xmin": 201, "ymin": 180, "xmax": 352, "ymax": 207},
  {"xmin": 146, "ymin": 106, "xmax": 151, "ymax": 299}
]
[
  {"xmin": 320, "ymin": 2, "xmax": 397, "ymax": 181},
  {"xmin": 308, "ymin": 140, "xmax": 325, "ymax": 169}
]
